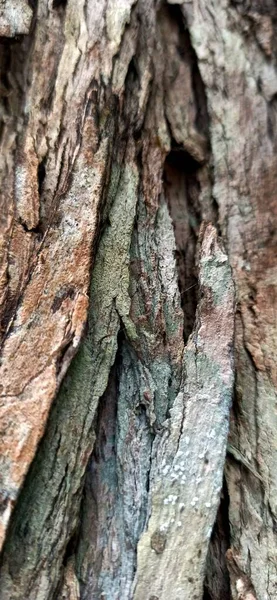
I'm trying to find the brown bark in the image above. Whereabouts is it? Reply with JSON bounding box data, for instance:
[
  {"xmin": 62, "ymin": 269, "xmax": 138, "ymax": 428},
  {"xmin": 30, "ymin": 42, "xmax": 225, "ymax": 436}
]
[{"xmin": 0, "ymin": 1, "xmax": 276, "ymax": 599}]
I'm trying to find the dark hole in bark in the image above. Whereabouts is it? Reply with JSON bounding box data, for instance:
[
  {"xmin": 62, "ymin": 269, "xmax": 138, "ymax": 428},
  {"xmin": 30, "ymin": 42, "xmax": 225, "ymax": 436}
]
[
  {"xmin": 62, "ymin": 531, "xmax": 78, "ymax": 565},
  {"xmin": 0, "ymin": 288, "xmax": 16, "ymax": 339},
  {"xmin": 18, "ymin": 217, "xmax": 43, "ymax": 237},
  {"xmin": 166, "ymin": 149, "xmax": 200, "ymax": 174},
  {"xmin": 0, "ymin": 44, "xmax": 12, "ymax": 122},
  {"xmin": 123, "ymin": 57, "xmax": 140, "ymax": 131},
  {"xmin": 267, "ymin": 95, "xmax": 277, "ymax": 144},
  {"xmin": 0, "ymin": 72, "xmax": 10, "ymax": 93},
  {"xmin": 203, "ymin": 477, "xmax": 231, "ymax": 600},
  {"xmin": 53, "ymin": 0, "xmax": 67, "ymax": 8},
  {"xmin": 38, "ymin": 158, "xmax": 46, "ymax": 195},
  {"xmin": 163, "ymin": 149, "xmax": 201, "ymax": 343}
]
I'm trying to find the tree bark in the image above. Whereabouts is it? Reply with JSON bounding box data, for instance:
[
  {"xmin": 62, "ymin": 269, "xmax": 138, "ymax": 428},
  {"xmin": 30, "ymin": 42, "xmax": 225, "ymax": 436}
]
[{"xmin": 0, "ymin": 1, "xmax": 276, "ymax": 599}]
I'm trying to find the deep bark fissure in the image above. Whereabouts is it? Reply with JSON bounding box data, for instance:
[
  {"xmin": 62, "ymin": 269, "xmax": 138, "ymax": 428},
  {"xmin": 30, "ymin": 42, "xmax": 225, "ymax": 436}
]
[
  {"xmin": 52, "ymin": 0, "xmax": 67, "ymax": 9},
  {"xmin": 163, "ymin": 149, "xmax": 201, "ymax": 343},
  {"xmin": 204, "ymin": 477, "xmax": 231, "ymax": 600}
]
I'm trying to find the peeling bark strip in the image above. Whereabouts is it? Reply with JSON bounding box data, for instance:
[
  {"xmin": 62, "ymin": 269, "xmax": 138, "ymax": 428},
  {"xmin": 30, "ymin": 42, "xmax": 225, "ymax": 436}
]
[{"xmin": 133, "ymin": 224, "xmax": 234, "ymax": 599}]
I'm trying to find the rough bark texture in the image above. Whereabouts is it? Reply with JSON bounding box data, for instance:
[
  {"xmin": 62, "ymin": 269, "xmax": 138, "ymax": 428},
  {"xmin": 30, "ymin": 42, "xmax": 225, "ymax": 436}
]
[{"xmin": 0, "ymin": 1, "xmax": 276, "ymax": 599}]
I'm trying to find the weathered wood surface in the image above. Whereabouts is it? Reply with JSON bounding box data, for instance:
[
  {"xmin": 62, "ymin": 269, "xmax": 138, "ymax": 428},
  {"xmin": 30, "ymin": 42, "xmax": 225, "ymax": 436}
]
[{"xmin": 0, "ymin": 1, "xmax": 276, "ymax": 599}]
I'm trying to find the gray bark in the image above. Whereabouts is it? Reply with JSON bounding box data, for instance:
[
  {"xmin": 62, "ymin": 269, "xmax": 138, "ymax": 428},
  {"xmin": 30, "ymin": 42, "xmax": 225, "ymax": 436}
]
[{"xmin": 0, "ymin": 1, "xmax": 276, "ymax": 599}]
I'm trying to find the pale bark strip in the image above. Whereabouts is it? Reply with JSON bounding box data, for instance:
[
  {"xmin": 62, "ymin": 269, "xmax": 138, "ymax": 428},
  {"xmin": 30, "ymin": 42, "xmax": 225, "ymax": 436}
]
[
  {"xmin": 133, "ymin": 224, "xmax": 234, "ymax": 599},
  {"xmin": 0, "ymin": 0, "xmax": 32, "ymax": 37}
]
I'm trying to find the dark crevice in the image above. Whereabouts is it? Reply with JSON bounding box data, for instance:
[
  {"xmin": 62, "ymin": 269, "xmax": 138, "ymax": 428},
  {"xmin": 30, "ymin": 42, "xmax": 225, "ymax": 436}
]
[
  {"xmin": 38, "ymin": 157, "xmax": 46, "ymax": 195},
  {"xmin": 163, "ymin": 149, "xmax": 201, "ymax": 343},
  {"xmin": 122, "ymin": 56, "xmax": 141, "ymax": 133},
  {"xmin": 161, "ymin": 3, "xmax": 218, "ymax": 344},
  {"xmin": 55, "ymin": 338, "xmax": 74, "ymax": 376},
  {"xmin": 211, "ymin": 189, "xmax": 221, "ymax": 236},
  {"xmin": 203, "ymin": 477, "xmax": 231, "ymax": 600},
  {"xmin": 0, "ymin": 287, "xmax": 16, "ymax": 341},
  {"xmin": 166, "ymin": 147, "xmax": 200, "ymax": 175},
  {"xmin": 62, "ymin": 531, "xmax": 79, "ymax": 567},
  {"xmin": 18, "ymin": 217, "xmax": 43, "ymax": 237},
  {"xmin": 52, "ymin": 0, "xmax": 67, "ymax": 9},
  {"xmin": 267, "ymin": 95, "xmax": 277, "ymax": 151}
]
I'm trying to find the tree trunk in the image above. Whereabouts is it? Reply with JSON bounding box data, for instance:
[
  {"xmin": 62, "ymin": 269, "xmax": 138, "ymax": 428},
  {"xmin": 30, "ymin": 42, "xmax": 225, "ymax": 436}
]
[{"xmin": 0, "ymin": 1, "xmax": 276, "ymax": 599}]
